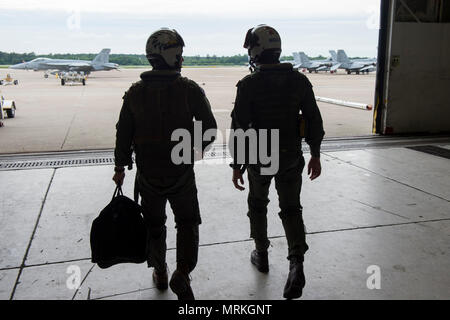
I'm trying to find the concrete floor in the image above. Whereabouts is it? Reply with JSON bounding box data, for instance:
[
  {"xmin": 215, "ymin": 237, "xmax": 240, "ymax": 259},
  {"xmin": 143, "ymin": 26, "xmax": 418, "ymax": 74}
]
[
  {"xmin": 0, "ymin": 68, "xmax": 375, "ymax": 153},
  {"xmin": 1, "ymin": 144, "xmax": 449, "ymax": 300}
]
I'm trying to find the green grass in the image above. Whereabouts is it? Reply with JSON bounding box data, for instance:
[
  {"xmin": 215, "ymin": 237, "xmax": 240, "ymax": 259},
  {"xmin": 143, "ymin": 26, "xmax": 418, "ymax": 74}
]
[
  {"xmin": 120, "ymin": 64, "xmax": 245, "ymax": 69},
  {"xmin": 118, "ymin": 65, "xmax": 148, "ymax": 69},
  {"xmin": 0, "ymin": 64, "xmax": 246, "ymax": 70}
]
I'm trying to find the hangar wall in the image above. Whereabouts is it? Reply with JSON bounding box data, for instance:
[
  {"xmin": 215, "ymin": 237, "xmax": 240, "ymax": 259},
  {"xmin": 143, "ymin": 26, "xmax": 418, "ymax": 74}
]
[
  {"xmin": 384, "ymin": 23, "xmax": 450, "ymax": 134},
  {"xmin": 380, "ymin": 0, "xmax": 450, "ymax": 134}
]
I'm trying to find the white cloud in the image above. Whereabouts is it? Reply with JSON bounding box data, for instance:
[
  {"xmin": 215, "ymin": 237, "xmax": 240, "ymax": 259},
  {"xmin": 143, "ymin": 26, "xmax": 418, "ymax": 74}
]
[
  {"xmin": 0, "ymin": 0, "xmax": 381, "ymax": 57},
  {"xmin": 2, "ymin": 0, "xmax": 381, "ymax": 19}
]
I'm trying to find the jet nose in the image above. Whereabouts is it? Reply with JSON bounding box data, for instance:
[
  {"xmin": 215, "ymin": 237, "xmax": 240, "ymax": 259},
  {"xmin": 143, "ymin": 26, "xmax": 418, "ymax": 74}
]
[{"xmin": 10, "ymin": 63, "xmax": 26, "ymax": 70}]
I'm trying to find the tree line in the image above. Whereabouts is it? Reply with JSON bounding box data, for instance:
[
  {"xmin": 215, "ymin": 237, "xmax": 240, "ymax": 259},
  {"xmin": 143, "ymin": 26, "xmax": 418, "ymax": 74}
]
[
  {"xmin": 0, "ymin": 51, "xmax": 368, "ymax": 66},
  {"xmin": 0, "ymin": 52, "xmax": 253, "ymax": 66}
]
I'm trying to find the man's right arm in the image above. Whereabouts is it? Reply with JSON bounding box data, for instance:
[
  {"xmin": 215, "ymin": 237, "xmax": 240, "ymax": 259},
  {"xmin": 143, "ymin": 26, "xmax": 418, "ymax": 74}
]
[
  {"xmin": 229, "ymin": 80, "xmax": 252, "ymax": 171},
  {"xmin": 190, "ymin": 84, "xmax": 217, "ymax": 153}
]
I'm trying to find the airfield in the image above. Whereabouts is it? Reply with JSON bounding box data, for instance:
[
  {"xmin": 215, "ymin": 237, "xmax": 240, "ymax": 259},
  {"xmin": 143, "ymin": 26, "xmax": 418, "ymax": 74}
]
[
  {"xmin": 2, "ymin": 68, "xmax": 450, "ymax": 301},
  {"xmin": 0, "ymin": 67, "xmax": 375, "ymax": 154}
]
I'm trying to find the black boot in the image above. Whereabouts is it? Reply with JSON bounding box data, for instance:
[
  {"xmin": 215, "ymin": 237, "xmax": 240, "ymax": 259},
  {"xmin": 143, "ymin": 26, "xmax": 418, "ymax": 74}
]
[
  {"xmin": 250, "ymin": 250, "xmax": 269, "ymax": 273},
  {"xmin": 169, "ymin": 269, "xmax": 195, "ymax": 300},
  {"xmin": 283, "ymin": 256, "xmax": 305, "ymax": 299},
  {"xmin": 152, "ymin": 264, "xmax": 168, "ymax": 290}
]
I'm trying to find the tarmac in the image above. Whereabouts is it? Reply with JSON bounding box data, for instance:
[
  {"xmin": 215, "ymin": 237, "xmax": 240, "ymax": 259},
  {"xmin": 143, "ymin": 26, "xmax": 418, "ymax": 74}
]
[
  {"xmin": 0, "ymin": 67, "xmax": 375, "ymax": 154},
  {"xmin": 0, "ymin": 140, "xmax": 449, "ymax": 300},
  {"xmin": 1, "ymin": 67, "xmax": 449, "ymax": 300}
]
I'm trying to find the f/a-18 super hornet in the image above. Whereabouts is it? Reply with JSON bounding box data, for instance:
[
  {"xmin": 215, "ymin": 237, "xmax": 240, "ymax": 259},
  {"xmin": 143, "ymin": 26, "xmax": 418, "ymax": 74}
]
[
  {"xmin": 331, "ymin": 49, "xmax": 377, "ymax": 75},
  {"xmin": 10, "ymin": 49, "xmax": 119, "ymax": 78},
  {"xmin": 293, "ymin": 52, "xmax": 339, "ymax": 73}
]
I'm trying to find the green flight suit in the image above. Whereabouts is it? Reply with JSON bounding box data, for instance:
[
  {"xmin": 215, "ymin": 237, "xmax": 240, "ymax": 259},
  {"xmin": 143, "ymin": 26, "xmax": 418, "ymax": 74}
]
[
  {"xmin": 231, "ymin": 63, "xmax": 325, "ymax": 260},
  {"xmin": 115, "ymin": 69, "xmax": 217, "ymax": 272}
]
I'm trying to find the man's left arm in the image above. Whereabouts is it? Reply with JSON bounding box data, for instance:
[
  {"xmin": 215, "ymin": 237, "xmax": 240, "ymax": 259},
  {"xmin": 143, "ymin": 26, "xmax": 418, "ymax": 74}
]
[
  {"xmin": 190, "ymin": 85, "xmax": 217, "ymax": 154},
  {"xmin": 113, "ymin": 93, "xmax": 134, "ymax": 186},
  {"xmin": 300, "ymin": 78, "xmax": 325, "ymax": 180}
]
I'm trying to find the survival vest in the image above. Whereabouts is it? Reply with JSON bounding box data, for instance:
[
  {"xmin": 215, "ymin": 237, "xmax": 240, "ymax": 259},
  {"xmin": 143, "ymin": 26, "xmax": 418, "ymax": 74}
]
[
  {"xmin": 241, "ymin": 65, "xmax": 305, "ymax": 153},
  {"xmin": 126, "ymin": 74, "xmax": 197, "ymax": 177}
]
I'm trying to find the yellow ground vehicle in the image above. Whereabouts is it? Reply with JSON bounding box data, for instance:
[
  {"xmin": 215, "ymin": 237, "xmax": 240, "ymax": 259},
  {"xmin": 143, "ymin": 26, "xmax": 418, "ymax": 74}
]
[
  {"xmin": 0, "ymin": 74, "xmax": 19, "ymax": 86},
  {"xmin": 0, "ymin": 93, "xmax": 16, "ymax": 119}
]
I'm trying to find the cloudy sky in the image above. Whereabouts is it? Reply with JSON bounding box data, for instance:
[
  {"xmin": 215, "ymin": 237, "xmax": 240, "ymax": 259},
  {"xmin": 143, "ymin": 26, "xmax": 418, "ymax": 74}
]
[{"xmin": 0, "ymin": 0, "xmax": 381, "ymax": 57}]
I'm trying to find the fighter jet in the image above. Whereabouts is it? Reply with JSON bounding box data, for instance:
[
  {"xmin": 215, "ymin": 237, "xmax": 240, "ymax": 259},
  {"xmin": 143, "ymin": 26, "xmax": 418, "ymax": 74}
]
[
  {"xmin": 329, "ymin": 50, "xmax": 338, "ymax": 63},
  {"xmin": 10, "ymin": 49, "xmax": 119, "ymax": 77},
  {"xmin": 293, "ymin": 52, "xmax": 339, "ymax": 73},
  {"xmin": 333, "ymin": 50, "xmax": 376, "ymax": 75}
]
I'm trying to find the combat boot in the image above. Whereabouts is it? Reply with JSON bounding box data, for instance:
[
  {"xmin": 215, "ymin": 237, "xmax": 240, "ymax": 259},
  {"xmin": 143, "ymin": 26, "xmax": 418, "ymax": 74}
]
[
  {"xmin": 283, "ymin": 256, "xmax": 305, "ymax": 299},
  {"xmin": 152, "ymin": 264, "xmax": 168, "ymax": 290},
  {"xmin": 169, "ymin": 269, "xmax": 195, "ymax": 300},
  {"xmin": 250, "ymin": 250, "xmax": 269, "ymax": 273}
]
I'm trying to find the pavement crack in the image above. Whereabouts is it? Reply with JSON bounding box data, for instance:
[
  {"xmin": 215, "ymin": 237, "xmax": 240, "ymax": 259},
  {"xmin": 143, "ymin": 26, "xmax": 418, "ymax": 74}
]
[
  {"xmin": 60, "ymin": 114, "xmax": 77, "ymax": 150},
  {"xmin": 352, "ymin": 199, "xmax": 410, "ymax": 220},
  {"xmin": 322, "ymin": 152, "xmax": 450, "ymax": 203},
  {"xmin": 9, "ymin": 168, "xmax": 56, "ymax": 300},
  {"xmin": 199, "ymin": 218, "xmax": 450, "ymax": 248},
  {"xmin": 93, "ymin": 286, "xmax": 156, "ymax": 300},
  {"xmin": 0, "ymin": 266, "xmax": 21, "ymax": 271},
  {"xmin": 22, "ymin": 257, "xmax": 92, "ymax": 269},
  {"xmin": 305, "ymin": 218, "xmax": 450, "ymax": 235},
  {"xmin": 71, "ymin": 263, "xmax": 95, "ymax": 300},
  {"xmin": 60, "ymin": 86, "xmax": 86, "ymax": 150},
  {"xmin": 9, "ymin": 219, "xmax": 449, "ymax": 277}
]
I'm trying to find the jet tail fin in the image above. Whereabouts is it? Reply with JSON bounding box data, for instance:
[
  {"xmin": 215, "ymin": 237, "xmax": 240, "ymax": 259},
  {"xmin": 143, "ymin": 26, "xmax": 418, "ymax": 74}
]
[
  {"xmin": 92, "ymin": 49, "xmax": 111, "ymax": 64},
  {"xmin": 292, "ymin": 52, "xmax": 301, "ymax": 65},
  {"xmin": 299, "ymin": 52, "xmax": 310, "ymax": 64},
  {"xmin": 329, "ymin": 50, "xmax": 338, "ymax": 62},
  {"xmin": 337, "ymin": 50, "xmax": 350, "ymax": 63}
]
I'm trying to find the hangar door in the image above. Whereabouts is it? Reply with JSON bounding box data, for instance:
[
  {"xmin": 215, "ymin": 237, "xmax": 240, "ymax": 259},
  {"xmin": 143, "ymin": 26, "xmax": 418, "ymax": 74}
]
[{"xmin": 374, "ymin": 0, "xmax": 450, "ymax": 135}]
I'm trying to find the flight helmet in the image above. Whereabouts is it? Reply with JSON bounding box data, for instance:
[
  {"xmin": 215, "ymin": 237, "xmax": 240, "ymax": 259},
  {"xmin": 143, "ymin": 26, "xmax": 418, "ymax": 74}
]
[
  {"xmin": 244, "ymin": 24, "xmax": 281, "ymax": 65},
  {"xmin": 146, "ymin": 28, "xmax": 185, "ymax": 69}
]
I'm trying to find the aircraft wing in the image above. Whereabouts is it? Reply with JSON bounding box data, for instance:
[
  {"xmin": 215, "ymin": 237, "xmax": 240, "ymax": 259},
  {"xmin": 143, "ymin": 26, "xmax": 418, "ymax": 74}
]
[
  {"xmin": 330, "ymin": 63, "xmax": 341, "ymax": 72},
  {"xmin": 316, "ymin": 65, "xmax": 329, "ymax": 71},
  {"xmin": 45, "ymin": 62, "xmax": 91, "ymax": 68},
  {"xmin": 359, "ymin": 65, "xmax": 375, "ymax": 72}
]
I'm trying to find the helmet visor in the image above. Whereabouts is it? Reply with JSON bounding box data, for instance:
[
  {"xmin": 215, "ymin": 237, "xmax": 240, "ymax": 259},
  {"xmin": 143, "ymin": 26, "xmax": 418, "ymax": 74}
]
[{"xmin": 243, "ymin": 28, "xmax": 254, "ymax": 49}]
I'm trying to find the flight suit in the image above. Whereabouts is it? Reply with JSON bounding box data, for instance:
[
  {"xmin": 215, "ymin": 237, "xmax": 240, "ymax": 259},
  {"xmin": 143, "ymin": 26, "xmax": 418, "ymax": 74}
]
[
  {"xmin": 231, "ymin": 63, "xmax": 325, "ymax": 260},
  {"xmin": 115, "ymin": 69, "xmax": 217, "ymax": 273}
]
